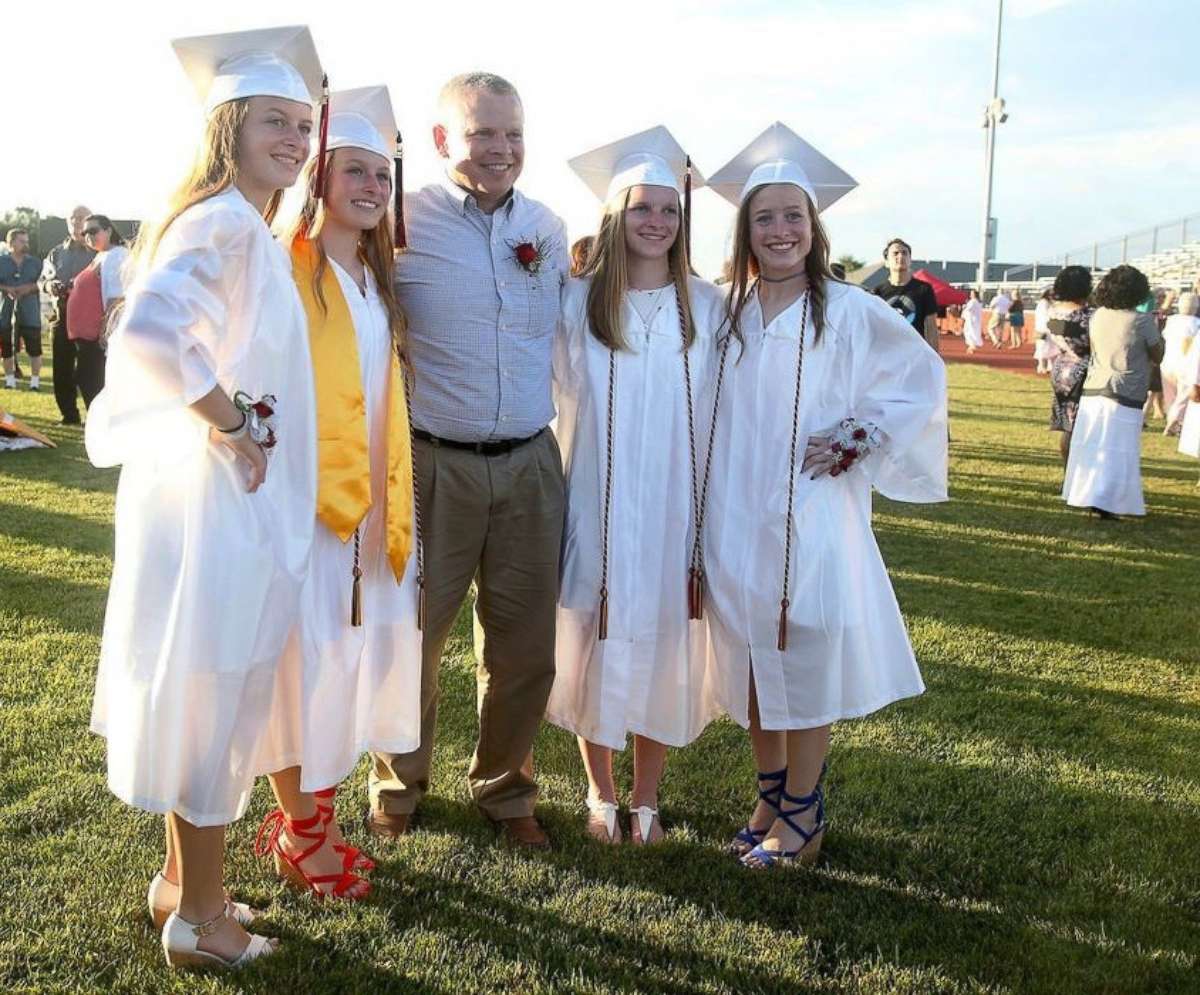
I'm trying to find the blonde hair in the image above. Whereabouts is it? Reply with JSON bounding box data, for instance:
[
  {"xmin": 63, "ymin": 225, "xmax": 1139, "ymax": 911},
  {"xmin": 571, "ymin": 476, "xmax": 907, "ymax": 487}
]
[
  {"xmin": 581, "ymin": 189, "xmax": 695, "ymax": 352},
  {"xmin": 725, "ymin": 185, "xmax": 839, "ymax": 348},
  {"xmin": 134, "ymin": 100, "xmax": 283, "ymax": 266},
  {"xmin": 283, "ymin": 151, "xmax": 409, "ymax": 361}
]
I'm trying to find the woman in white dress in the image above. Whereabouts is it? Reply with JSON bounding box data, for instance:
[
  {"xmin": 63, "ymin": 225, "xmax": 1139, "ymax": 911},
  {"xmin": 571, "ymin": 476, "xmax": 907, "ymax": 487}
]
[
  {"xmin": 1033, "ymin": 289, "xmax": 1055, "ymax": 373},
  {"xmin": 255, "ymin": 86, "xmax": 420, "ymax": 897},
  {"xmin": 1160, "ymin": 293, "xmax": 1200, "ymax": 434},
  {"xmin": 86, "ymin": 27, "xmax": 323, "ymax": 967},
  {"xmin": 547, "ymin": 127, "xmax": 725, "ymax": 844},
  {"xmin": 1175, "ymin": 307, "xmax": 1200, "ymax": 482},
  {"xmin": 961, "ymin": 289, "xmax": 984, "ymax": 353},
  {"xmin": 703, "ymin": 123, "xmax": 948, "ymax": 869}
]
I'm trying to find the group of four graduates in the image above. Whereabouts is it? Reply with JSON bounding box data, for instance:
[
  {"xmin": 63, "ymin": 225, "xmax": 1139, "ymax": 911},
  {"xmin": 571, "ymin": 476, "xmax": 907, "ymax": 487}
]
[{"xmin": 87, "ymin": 25, "xmax": 947, "ymax": 970}]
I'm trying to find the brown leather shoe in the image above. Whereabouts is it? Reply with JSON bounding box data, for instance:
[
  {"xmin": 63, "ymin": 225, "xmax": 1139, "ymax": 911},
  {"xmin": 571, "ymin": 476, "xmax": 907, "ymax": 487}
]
[
  {"xmin": 364, "ymin": 810, "xmax": 411, "ymax": 839},
  {"xmin": 491, "ymin": 814, "xmax": 550, "ymax": 849}
]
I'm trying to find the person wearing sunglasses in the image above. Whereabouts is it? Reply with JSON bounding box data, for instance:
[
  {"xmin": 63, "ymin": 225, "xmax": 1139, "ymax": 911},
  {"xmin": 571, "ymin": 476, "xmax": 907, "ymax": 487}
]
[{"xmin": 66, "ymin": 215, "xmax": 130, "ymax": 407}]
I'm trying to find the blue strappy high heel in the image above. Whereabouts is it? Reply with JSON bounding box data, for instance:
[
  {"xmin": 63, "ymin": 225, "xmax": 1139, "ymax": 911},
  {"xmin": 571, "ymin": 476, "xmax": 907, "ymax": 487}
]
[
  {"xmin": 741, "ymin": 782, "xmax": 826, "ymax": 869},
  {"xmin": 728, "ymin": 767, "xmax": 787, "ymax": 856}
]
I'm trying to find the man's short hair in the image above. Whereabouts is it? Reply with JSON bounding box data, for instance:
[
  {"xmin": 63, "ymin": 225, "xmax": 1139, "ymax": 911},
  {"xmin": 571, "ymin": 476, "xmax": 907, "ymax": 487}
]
[
  {"xmin": 6, "ymin": 228, "xmax": 28, "ymax": 246},
  {"xmin": 883, "ymin": 237, "xmax": 912, "ymax": 259},
  {"xmin": 438, "ymin": 72, "xmax": 521, "ymax": 113}
]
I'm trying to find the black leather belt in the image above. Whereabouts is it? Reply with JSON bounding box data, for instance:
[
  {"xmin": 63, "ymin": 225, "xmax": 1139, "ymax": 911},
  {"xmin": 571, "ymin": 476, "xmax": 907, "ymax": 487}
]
[{"xmin": 413, "ymin": 427, "xmax": 544, "ymax": 456}]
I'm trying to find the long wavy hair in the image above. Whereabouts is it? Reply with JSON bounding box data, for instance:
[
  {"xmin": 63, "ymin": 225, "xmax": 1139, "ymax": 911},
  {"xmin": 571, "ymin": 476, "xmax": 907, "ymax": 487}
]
[
  {"xmin": 283, "ymin": 150, "xmax": 409, "ymax": 361},
  {"xmin": 134, "ymin": 100, "xmax": 283, "ymax": 266},
  {"xmin": 581, "ymin": 188, "xmax": 695, "ymax": 352},
  {"xmin": 724, "ymin": 185, "xmax": 838, "ymax": 348}
]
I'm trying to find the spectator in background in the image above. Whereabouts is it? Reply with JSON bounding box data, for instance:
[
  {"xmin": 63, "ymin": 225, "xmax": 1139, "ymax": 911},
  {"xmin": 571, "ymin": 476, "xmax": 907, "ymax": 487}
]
[
  {"xmin": 0, "ymin": 229, "xmax": 45, "ymax": 391},
  {"xmin": 1033, "ymin": 288, "xmax": 1054, "ymax": 374},
  {"xmin": 1062, "ymin": 265, "xmax": 1163, "ymax": 520},
  {"xmin": 569, "ymin": 235, "xmax": 594, "ymax": 277},
  {"xmin": 961, "ymin": 289, "xmax": 984, "ymax": 354},
  {"xmin": 1161, "ymin": 292, "xmax": 1200, "ymax": 434},
  {"xmin": 1047, "ymin": 266, "xmax": 1093, "ymax": 467},
  {"xmin": 66, "ymin": 215, "xmax": 130, "ymax": 408},
  {"xmin": 873, "ymin": 237, "xmax": 939, "ymax": 352},
  {"xmin": 1007, "ymin": 290, "xmax": 1025, "ymax": 349},
  {"xmin": 40, "ymin": 205, "xmax": 96, "ymax": 424},
  {"xmin": 987, "ymin": 288, "xmax": 1011, "ymax": 347},
  {"xmin": 1140, "ymin": 290, "xmax": 1167, "ymax": 423}
]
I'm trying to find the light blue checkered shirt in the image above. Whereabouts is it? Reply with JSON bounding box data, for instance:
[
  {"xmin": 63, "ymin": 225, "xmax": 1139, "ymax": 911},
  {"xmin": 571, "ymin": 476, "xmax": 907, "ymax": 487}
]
[{"xmin": 395, "ymin": 178, "xmax": 569, "ymax": 442}]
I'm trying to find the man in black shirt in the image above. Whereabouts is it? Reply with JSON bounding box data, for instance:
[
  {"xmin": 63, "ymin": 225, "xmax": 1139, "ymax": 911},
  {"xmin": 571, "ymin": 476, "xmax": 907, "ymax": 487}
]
[{"xmin": 873, "ymin": 237, "xmax": 940, "ymax": 353}]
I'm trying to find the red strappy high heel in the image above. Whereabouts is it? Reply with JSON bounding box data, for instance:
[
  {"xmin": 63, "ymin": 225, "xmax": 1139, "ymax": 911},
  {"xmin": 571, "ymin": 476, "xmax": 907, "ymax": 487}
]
[
  {"xmin": 255, "ymin": 808, "xmax": 370, "ymax": 901},
  {"xmin": 314, "ymin": 787, "xmax": 375, "ymax": 871}
]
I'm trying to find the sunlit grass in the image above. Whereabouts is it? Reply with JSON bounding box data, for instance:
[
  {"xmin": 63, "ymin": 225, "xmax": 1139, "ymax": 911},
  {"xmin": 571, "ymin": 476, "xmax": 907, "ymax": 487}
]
[{"xmin": 1, "ymin": 358, "xmax": 1197, "ymax": 994}]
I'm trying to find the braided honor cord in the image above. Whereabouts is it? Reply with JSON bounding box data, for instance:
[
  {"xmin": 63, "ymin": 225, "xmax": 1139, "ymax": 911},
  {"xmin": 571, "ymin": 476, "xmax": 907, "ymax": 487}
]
[
  {"xmin": 402, "ymin": 363, "xmax": 427, "ymax": 631},
  {"xmin": 680, "ymin": 282, "xmax": 732, "ymax": 621},
  {"xmin": 777, "ymin": 289, "xmax": 810, "ymax": 652},
  {"xmin": 598, "ymin": 347, "xmax": 617, "ymax": 640}
]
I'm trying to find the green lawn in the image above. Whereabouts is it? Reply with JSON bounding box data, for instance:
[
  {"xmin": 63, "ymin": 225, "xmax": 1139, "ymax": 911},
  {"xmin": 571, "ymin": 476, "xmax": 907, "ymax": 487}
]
[{"xmin": 1, "ymin": 359, "xmax": 1198, "ymax": 995}]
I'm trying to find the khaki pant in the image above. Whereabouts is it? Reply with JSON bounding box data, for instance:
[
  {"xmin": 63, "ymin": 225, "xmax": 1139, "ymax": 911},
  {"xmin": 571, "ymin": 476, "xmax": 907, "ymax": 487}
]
[{"xmin": 370, "ymin": 430, "xmax": 564, "ymax": 820}]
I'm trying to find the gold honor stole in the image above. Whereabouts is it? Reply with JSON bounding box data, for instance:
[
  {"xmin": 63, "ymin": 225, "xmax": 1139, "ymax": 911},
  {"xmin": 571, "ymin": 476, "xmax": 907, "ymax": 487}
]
[{"xmin": 291, "ymin": 237, "xmax": 413, "ymax": 589}]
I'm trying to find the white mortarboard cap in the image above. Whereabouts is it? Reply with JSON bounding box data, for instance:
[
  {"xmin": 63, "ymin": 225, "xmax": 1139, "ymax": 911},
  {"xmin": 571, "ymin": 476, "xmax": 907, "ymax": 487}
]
[
  {"xmin": 708, "ymin": 122, "xmax": 857, "ymax": 212},
  {"xmin": 569, "ymin": 125, "xmax": 704, "ymax": 204},
  {"xmin": 172, "ymin": 25, "xmax": 323, "ymax": 118},
  {"xmin": 327, "ymin": 86, "xmax": 397, "ymax": 161}
]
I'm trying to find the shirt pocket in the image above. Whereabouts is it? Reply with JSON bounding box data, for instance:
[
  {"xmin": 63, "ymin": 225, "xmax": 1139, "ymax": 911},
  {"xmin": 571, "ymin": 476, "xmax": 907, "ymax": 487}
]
[{"xmin": 523, "ymin": 262, "xmax": 561, "ymax": 338}]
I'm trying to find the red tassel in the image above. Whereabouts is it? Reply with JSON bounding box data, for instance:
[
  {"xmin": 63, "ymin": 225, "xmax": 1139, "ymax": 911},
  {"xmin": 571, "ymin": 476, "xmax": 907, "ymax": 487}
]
[
  {"xmin": 598, "ymin": 588, "xmax": 609, "ymax": 641},
  {"xmin": 393, "ymin": 130, "xmax": 407, "ymax": 249},
  {"xmin": 777, "ymin": 598, "xmax": 789, "ymax": 652},
  {"xmin": 314, "ymin": 74, "xmax": 330, "ymax": 201},
  {"xmin": 688, "ymin": 567, "xmax": 703, "ymax": 621},
  {"xmin": 684, "ymin": 155, "xmax": 693, "ymax": 260},
  {"xmin": 416, "ymin": 575, "xmax": 426, "ymax": 632}
]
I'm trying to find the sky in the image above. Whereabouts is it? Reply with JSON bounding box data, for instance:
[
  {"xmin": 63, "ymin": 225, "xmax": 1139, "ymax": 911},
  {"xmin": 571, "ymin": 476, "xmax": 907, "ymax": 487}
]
[{"xmin": 2, "ymin": 0, "xmax": 1197, "ymax": 279}]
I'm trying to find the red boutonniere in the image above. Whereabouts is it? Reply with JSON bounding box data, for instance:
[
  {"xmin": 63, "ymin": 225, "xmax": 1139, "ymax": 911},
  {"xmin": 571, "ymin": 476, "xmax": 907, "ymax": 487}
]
[
  {"xmin": 507, "ymin": 234, "xmax": 554, "ymax": 275},
  {"xmin": 233, "ymin": 390, "xmax": 279, "ymax": 453}
]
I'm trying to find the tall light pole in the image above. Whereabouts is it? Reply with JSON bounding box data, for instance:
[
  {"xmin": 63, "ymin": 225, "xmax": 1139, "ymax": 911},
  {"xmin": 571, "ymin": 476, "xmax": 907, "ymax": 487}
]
[{"xmin": 978, "ymin": 0, "xmax": 1007, "ymax": 290}]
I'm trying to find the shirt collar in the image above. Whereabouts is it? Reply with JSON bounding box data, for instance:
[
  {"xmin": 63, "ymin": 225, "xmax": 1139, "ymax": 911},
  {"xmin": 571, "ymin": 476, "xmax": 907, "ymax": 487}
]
[{"xmin": 439, "ymin": 174, "xmax": 519, "ymax": 219}]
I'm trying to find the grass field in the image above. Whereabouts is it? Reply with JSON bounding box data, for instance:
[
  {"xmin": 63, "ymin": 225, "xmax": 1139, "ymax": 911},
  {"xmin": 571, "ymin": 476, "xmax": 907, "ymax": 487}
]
[{"xmin": 1, "ymin": 359, "xmax": 1198, "ymax": 995}]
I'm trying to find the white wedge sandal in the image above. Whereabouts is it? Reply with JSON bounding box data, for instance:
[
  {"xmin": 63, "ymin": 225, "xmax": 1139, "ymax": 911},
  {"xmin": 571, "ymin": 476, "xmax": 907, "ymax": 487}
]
[
  {"xmin": 147, "ymin": 873, "xmax": 262, "ymax": 932},
  {"xmin": 161, "ymin": 909, "xmax": 277, "ymax": 970},
  {"xmin": 585, "ymin": 796, "xmax": 622, "ymax": 844}
]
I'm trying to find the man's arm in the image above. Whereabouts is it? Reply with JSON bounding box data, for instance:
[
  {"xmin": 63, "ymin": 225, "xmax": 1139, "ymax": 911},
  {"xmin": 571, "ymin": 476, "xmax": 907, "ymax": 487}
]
[{"xmin": 922, "ymin": 286, "xmax": 940, "ymax": 353}]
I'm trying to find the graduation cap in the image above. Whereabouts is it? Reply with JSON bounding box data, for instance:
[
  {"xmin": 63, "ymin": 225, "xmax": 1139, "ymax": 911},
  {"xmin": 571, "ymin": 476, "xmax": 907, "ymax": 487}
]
[
  {"xmin": 326, "ymin": 85, "xmax": 406, "ymax": 246},
  {"xmin": 708, "ymin": 121, "xmax": 857, "ymax": 213},
  {"xmin": 172, "ymin": 25, "xmax": 324, "ymax": 118},
  {"xmin": 568, "ymin": 125, "xmax": 704, "ymax": 254}
]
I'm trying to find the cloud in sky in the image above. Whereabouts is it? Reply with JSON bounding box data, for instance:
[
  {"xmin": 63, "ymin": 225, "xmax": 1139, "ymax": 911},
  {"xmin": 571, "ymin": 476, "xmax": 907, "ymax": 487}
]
[{"xmin": 1, "ymin": 0, "xmax": 1194, "ymax": 278}]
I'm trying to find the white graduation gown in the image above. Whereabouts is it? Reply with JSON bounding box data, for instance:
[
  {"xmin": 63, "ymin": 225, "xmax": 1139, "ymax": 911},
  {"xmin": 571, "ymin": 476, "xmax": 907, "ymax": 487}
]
[
  {"xmin": 546, "ymin": 277, "xmax": 726, "ymax": 750},
  {"xmin": 961, "ymin": 299, "xmax": 984, "ymax": 349},
  {"xmin": 704, "ymin": 281, "xmax": 948, "ymax": 732},
  {"xmin": 1177, "ymin": 333, "xmax": 1200, "ymax": 458},
  {"xmin": 257, "ymin": 264, "xmax": 422, "ymax": 789},
  {"xmin": 86, "ymin": 188, "xmax": 317, "ymax": 827}
]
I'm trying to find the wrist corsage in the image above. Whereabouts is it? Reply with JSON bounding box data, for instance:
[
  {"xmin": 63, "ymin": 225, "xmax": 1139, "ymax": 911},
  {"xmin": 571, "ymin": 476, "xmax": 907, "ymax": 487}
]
[
  {"xmin": 829, "ymin": 418, "xmax": 880, "ymax": 474},
  {"xmin": 232, "ymin": 391, "xmax": 279, "ymax": 454}
]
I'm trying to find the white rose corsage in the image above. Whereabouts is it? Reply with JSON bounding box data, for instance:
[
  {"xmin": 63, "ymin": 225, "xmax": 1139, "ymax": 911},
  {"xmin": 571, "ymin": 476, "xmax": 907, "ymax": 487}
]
[
  {"xmin": 828, "ymin": 417, "xmax": 880, "ymax": 474},
  {"xmin": 232, "ymin": 391, "xmax": 279, "ymax": 455}
]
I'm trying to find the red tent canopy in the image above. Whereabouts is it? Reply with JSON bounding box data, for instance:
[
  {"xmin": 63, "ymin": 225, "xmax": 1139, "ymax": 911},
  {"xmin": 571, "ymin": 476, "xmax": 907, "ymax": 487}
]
[{"xmin": 913, "ymin": 269, "xmax": 969, "ymax": 308}]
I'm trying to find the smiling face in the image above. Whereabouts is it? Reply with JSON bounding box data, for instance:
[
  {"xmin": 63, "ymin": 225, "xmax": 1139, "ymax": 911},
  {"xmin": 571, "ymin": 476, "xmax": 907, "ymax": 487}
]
[
  {"xmin": 435, "ymin": 89, "xmax": 524, "ymax": 210},
  {"xmin": 323, "ymin": 148, "xmax": 391, "ymax": 233},
  {"xmin": 747, "ymin": 183, "xmax": 813, "ymax": 279},
  {"xmin": 622, "ymin": 184, "xmax": 680, "ymax": 263},
  {"xmin": 235, "ymin": 96, "xmax": 314, "ymax": 203},
  {"xmin": 84, "ymin": 220, "xmax": 111, "ymax": 252}
]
